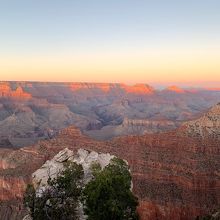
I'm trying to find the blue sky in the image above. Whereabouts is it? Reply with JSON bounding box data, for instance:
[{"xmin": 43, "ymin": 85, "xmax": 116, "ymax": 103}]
[{"xmin": 1, "ymin": 0, "xmax": 220, "ymax": 51}]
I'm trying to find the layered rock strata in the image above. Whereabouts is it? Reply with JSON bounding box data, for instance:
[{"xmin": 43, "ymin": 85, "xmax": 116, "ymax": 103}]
[{"xmin": 0, "ymin": 103, "xmax": 220, "ymax": 220}]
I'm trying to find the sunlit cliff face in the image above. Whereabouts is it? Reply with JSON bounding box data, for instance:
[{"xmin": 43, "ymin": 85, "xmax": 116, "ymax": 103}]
[
  {"xmin": 0, "ymin": 82, "xmax": 32, "ymax": 99},
  {"xmin": 122, "ymin": 84, "xmax": 154, "ymax": 94},
  {"xmin": 70, "ymin": 83, "xmax": 119, "ymax": 93},
  {"xmin": 70, "ymin": 82, "xmax": 154, "ymax": 94},
  {"xmin": 166, "ymin": 86, "xmax": 185, "ymax": 93}
]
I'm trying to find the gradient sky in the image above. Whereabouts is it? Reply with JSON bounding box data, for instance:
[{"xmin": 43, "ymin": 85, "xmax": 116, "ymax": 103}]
[{"xmin": 0, "ymin": 0, "xmax": 220, "ymax": 86}]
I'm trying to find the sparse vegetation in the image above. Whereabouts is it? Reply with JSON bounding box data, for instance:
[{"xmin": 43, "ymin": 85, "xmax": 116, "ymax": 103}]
[
  {"xmin": 24, "ymin": 162, "xmax": 84, "ymax": 220},
  {"xmin": 24, "ymin": 158, "xmax": 139, "ymax": 220},
  {"xmin": 82, "ymin": 158, "xmax": 139, "ymax": 220}
]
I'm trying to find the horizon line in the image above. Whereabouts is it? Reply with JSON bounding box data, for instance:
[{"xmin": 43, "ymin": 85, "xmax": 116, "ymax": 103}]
[{"xmin": 0, "ymin": 80, "xmax": 219, "ymax": 89}]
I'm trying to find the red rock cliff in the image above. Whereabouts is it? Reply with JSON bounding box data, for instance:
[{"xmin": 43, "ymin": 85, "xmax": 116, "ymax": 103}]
[
  {"xmin": 0, "ymin": 83, "xmax": 32, "ymax": 99},
  {"xmin": 69, "ymin": 82, "xmax": 155, "ymax": 94}
]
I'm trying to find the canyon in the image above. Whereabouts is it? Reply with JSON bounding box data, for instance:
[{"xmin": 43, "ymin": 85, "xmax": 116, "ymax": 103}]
[
  {"xmin": 0, "ymin": 81, "xmax": 220, "ymax": 148},
  {"xmin": 0, "ymin": 103, "xmax": 220, "ymax": 219}
]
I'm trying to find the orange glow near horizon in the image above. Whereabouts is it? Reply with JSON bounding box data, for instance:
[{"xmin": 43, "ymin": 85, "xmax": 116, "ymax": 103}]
[{"xmin": 1, "ymin": 46, "xmax": 220, "ymax": 86}]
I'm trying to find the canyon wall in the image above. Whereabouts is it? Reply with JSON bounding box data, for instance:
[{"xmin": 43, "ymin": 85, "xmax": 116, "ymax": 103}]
[
  {"xmin": 0, "ymin": 118, "xmax": 220, "ymax": 220},
  {"xmin": 0, "ymin": 81, "xmax": 220, "ymax": 148}
]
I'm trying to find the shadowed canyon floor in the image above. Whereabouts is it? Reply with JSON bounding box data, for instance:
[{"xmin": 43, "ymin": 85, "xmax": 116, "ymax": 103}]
[{"xmin": 0, "ymin": 103, "xmax": 220, "ymax": 220}]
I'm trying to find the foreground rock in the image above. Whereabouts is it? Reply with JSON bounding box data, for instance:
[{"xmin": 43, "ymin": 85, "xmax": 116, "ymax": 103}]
[
  {"xmin": 25, "ymin": 148, "xmax": 115, "ymax": 220},
  {"xmin": 32, "ymin": 148, "xmax": 114, "ymax": 189}
]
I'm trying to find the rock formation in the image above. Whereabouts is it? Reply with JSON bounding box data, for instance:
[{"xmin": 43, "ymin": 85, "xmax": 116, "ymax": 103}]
[
  {"xmin": 70, "ymin": 82, "xmax": 154, "ymax": 94},
  {"xmin": 122, "ymin": 83, "xmax": 155, "ymax": 94},
  {"xmin": 184, "ymin": 103, "xmax": 220, "ymax": 139},
  {"xmin": 32, "ymin": 148, "xmax": 114, "ymax": 190},
  {"xmin": 165, "ymin": 85, "xmax": 185, "ymax": 93},
  {"xmin": 0, "ymin": 81, "xmax": 220, "ymax": 148},
  {"xmin": 70, "ymin": 82, "xmax": 121, "ymax": 93},
  {"xmin": 25, "ymin": 148, "xmax": 116, "ymax": 220},
  {"xmin": 121, "ymin": 117, "xmax": 177, "ymax": 133},
  {"xmin": 0, "ymin": 83, "xmax": 31, "ymax": 99}
]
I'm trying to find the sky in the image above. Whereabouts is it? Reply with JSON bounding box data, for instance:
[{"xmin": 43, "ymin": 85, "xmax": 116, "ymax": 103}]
[{"xmin": 0, "ymin": 0, "xmax": 220, "ymax": 87}]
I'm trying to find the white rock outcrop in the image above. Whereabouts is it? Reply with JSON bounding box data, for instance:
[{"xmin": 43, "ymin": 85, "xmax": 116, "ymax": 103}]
[
  {"xmin": 32, "ymin": 148, "xmax": 114, "ymax": 192},
  {"xmin": 27, "ymin": 148, "xmax": 116, "ymax": 220},
  {"xmin": 24, "ymin": 148, "xmax": 131, "ymax": 220}
]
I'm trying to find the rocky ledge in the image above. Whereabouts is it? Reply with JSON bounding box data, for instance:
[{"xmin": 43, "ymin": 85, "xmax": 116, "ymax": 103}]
[
  {"xmin": 184, "ymin": 103, "xmax": 220, "ymax": 139},
  {"xmin": 32, "ymin": 148, "xmax": 114, "ymax": 189},
  {"xmin": 24, "ymin": 148, "xmax": 120, "ymax": 220}
]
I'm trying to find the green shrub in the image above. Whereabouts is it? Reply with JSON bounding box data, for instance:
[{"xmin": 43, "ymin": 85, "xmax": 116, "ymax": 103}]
[
  {"xmin": 24, "ymin": 162, "xmax": 84, "ymax": 220},
  {"xmin": 82, "ymin": 158, "xmax": 139, "ymax": 220}
]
